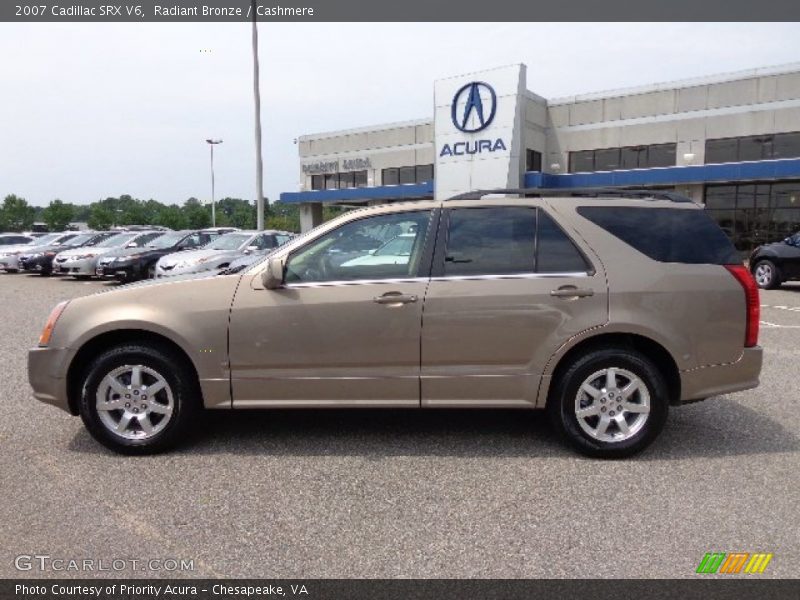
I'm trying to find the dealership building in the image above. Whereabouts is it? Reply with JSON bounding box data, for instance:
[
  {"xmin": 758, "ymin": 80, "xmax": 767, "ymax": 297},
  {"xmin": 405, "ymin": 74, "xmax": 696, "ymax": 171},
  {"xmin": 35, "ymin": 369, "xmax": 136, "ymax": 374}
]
[{"xmin": 280, "ymin": 62, "xmax": 800, "ymax": 250}]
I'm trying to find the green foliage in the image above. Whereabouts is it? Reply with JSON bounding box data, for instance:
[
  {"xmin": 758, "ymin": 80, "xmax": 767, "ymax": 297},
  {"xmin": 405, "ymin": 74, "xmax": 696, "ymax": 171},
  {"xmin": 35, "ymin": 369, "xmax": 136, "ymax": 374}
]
[
  {"xmin": 183, "ymin": 197, "xmax": 212, "ymax": 229},
  {"xmin": 87, "ymin": 205, "xmax": 115, "ymax": 230},
  {"xmin": 0, "ymin": 194, "xmax": 36, "ymax": 232},
  {"xmin": 156, "ymin": 205, "xmax": 188, "ymax": 230},
  {"xmin": 42, "ymin": 199, "xmax": 75, "ymax": 232}
]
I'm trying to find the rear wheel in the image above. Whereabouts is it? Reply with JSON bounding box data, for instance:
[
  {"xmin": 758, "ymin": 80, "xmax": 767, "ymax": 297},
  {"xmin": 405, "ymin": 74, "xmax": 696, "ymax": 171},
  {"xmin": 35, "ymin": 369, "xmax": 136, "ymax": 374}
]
[
  {"xmin": 753, "ymin": 259, "xmax": 781, "ymax": 289},
  {"xmin": 78, "ymin": 344, "xmax": 200, "ymax": 454},
  {"xmin": 548, "ymin": 348, "xmax": 669, "ymax": 458}
]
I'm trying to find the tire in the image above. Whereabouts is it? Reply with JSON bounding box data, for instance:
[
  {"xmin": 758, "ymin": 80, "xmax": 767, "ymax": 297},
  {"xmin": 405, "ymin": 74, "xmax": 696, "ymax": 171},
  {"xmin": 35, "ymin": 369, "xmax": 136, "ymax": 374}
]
[
  {"xmin": 78, "ymin": 343, "xmax": 200, "ymax": 455},
  {"xmin": 547, "ymin": 348, "xmax": 669, "ymax": 459},
  {"xmin": 752, "ymin": 259, "xmax": 781, "ymax": 289},
  {"xmin": 147, "ymin": 264, "xmax": 156, "ymax": 279}
]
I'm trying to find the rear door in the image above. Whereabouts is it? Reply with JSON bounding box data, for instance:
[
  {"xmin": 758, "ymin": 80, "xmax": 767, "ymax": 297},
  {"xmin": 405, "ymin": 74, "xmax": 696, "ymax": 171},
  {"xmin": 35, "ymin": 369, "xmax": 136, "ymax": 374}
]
[{"xmin": 420, "ymin": 205, "xmax": 608, "ymax": 407}]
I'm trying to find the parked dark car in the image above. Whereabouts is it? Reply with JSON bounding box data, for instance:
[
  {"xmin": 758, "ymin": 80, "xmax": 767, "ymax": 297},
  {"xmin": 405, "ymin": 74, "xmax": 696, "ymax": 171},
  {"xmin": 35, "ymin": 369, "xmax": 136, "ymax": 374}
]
[
  {"xmin": 95, "ymin": 229, "xmax": 223, "ymax": 282},
  {"xmin": 749, "ymin": 232, "xmax": 800, "ymax": 289},
  {"xmin": 19, "ymin": 231, "xmax": 116, "ymax": 276}
]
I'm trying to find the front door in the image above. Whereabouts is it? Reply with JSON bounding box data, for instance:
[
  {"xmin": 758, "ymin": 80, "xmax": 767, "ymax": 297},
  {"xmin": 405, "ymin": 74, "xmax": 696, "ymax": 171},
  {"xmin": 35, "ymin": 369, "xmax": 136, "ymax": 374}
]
[
  {"xmin": 421, "ymin": 205, "xmax": 608, "ymax": 407},
  {"xmin": 228, "ymin": 209, "xmax": 435, "ymax": 407}
]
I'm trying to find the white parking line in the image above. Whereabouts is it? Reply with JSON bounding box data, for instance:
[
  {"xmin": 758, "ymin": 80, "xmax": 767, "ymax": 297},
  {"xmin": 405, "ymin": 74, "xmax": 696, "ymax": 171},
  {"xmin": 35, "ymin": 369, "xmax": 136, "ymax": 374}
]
[{"xmin": 760, "ymin": 320, "xmax": 800, "ymax": 329}]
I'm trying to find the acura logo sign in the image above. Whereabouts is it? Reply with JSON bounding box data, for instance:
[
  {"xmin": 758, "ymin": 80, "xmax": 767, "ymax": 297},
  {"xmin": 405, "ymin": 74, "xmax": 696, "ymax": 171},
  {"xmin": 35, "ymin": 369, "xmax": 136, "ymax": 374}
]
[{"xmin": 451, "ymin": 81, "xmax": 497, "ymax": 133}]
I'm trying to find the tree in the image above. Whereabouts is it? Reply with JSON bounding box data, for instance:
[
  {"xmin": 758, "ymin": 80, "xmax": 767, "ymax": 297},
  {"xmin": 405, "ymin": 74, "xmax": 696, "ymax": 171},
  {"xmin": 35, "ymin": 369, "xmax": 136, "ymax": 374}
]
[
  {"xmin": 182, "ymin": 198, "xmax": 212, "ymax": 229},
  {"xmin": 42, "ymin": 199, "xmax": 75, "ymax": 231},
  {"xmin": 87, "ymin": 204, "xmax": 114, "ymax": 230},
  {"xmin": 1, "ymin": 194, "xmax": 36, "ymax": 232},
  {"xmin": 156, "ymin": 205, "xmax": 188, "ymax": 230}
]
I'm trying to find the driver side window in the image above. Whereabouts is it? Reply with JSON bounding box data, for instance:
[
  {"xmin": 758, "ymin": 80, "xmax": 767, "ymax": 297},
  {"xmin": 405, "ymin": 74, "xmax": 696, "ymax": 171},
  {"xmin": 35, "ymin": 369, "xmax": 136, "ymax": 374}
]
[{"xmin": 285, "ymin": 211, "xmax": 432, "ymax": 283}]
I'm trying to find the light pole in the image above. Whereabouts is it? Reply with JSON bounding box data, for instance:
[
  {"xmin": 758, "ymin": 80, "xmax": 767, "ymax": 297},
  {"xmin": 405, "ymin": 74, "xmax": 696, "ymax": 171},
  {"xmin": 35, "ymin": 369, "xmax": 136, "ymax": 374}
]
[
  {"xmin": 206, "ymin": 138, "xmax": 223, "ymax": 227},
  {"xmin": 251, "ymin": 0, "xmax": 265, "ymax": 230}
]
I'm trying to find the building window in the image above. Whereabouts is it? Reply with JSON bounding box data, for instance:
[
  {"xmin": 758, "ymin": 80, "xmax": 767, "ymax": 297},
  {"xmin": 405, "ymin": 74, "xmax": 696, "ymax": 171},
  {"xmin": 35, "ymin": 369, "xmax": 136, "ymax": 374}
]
[
  {"xmin": 399, "ymin": 166, "xmax": 416, "ymax": 185},
  {"xmin": 569, "ymin": 150, "xmax": 595, "ymax": 173},
  {"xmin": 416, "ymin": 164, "xmax": 434, "ymax": 183},
  {"xmin": 569, "ymin": 143, "xmax": 677, "ymax": 173},
  {"xmin": 382, "ymin": 168, "xmax": 399, "ymax": 186},
  {"xmin": 311, "ymin": 170, "xmax": 369, "ymax": 191},
  {"xmin": 647, "ymin": 143, "xmax": 676, "ymax": 168},
  {"xmin": 338, "ymin": 172, "xmax": 355, "ymax": 189},
  {"xmin": 526, "ymin": 150, "xmax": 542, "ymax": 172},
  {"xmin": 705, "ymin": 180, "xmax": 800, "ymax": 252},
  {"xmin": 354, "ymin": 170, "xmax": 368, "ymax": 187},
  {"xmin": 705, "ymin": 132, "xmax": 800, "ymax": 164},
  {"xmin": 382, "ymin": 165, "xmax": 434, "ymax": 186}
]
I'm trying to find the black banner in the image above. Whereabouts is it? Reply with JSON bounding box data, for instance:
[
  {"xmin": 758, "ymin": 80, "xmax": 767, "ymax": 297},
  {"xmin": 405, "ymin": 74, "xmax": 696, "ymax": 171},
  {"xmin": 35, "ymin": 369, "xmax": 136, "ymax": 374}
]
[
  {"xmin": 4, "ymin": 579, "xmax": 800, "ymax": 600},
  {"xmin": 3, "ymin": 0, "xmax": 800, "ymax": 22}
]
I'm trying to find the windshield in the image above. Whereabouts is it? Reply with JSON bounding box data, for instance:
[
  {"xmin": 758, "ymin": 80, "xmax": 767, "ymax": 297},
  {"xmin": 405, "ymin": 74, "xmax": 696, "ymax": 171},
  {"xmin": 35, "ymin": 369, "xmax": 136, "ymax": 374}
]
[
  {"xmin": 147, "ymin": 232, "xmax": 185, "ymax": 248},
  {"xmin": 95, "ymin": 233, "xmax": 139, "ymax": 248},
  {"xmin": 30, "ymin": 233, "xmax": 61, "ymax": 245},
  {"xmin": 375, "ymin": 235, "xmax": 414, "ymax": 256},
  {"xmin": 207, "ymin": 233, "xmax": 250, "ymax": 251},
  {"xmin": 64, "ymin": 233, "xmax": 96, "ymax": 246}
]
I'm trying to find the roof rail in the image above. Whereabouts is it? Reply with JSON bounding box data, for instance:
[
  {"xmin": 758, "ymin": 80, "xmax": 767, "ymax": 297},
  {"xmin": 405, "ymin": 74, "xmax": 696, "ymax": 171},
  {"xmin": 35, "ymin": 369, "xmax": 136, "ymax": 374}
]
[{"xmin": 446, "ymin": 187, "xmax": 695, "ymax": 203}]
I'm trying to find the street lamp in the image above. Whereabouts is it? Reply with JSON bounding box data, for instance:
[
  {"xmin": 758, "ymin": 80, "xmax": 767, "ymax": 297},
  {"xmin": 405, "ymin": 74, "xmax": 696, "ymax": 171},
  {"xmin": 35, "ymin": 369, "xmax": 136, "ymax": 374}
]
[
  {"xmin": 251, "ymin": 0, "xmax": 265, "ymax": 230},
  {"xmin": 206, "ymin": 138, "xmax": 223, "ymax": 227}
]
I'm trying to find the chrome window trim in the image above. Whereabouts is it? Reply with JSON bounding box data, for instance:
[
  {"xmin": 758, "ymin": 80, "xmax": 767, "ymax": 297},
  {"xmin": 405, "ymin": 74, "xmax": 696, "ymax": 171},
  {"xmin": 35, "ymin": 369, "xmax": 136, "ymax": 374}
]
[
  {"xmin": 431, "ymin": 272, "xmax": 591, "ymax": 282},
  {"xmin": 284, "ymin": 271, "xmax": 590, "ymax": 289}
]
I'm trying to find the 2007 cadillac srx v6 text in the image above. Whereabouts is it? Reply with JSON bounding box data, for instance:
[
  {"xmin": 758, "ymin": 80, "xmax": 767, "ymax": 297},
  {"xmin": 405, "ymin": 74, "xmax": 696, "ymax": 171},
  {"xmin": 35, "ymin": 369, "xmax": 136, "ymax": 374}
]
[{"xmin": 28, "ymin": 189, "xmax": 762, "ymax": 458}]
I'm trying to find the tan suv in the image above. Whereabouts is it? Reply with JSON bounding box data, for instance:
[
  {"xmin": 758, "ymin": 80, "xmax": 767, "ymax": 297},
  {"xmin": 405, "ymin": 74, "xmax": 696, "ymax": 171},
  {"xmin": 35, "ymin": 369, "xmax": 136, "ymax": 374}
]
[{"xmin": 28, "ymin": 189, "xmax": 762, "ymax": 458}]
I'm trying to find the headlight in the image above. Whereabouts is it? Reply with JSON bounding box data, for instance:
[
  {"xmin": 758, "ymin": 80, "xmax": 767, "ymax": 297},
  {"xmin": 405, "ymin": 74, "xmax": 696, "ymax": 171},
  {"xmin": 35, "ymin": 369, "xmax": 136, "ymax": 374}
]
[
  {"xmin": 38, "ymin": 301, "xmax": 69, "ymax": 347},
  {"xmin": 197, "ymin": 257, "xmax": 212, "ymax": 264}
]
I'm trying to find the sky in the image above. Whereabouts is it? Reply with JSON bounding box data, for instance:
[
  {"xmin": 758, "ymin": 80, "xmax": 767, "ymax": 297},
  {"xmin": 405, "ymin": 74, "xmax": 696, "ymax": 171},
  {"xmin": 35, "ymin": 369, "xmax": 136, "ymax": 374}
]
[{"xmin": 1, "ymin": 22, "xmax": 800, "ymax": 207}]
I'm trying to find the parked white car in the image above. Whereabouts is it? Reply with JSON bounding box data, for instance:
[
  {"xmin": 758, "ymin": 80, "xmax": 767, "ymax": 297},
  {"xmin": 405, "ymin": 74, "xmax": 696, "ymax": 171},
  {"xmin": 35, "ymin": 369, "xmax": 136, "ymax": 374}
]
[
  {"xmin": 155, "ymin": 230, "xmax": 292, "ymax": 278},
  {"xmin": 0, "ymin": 232, "xmax": 78, "ymax": 272}
]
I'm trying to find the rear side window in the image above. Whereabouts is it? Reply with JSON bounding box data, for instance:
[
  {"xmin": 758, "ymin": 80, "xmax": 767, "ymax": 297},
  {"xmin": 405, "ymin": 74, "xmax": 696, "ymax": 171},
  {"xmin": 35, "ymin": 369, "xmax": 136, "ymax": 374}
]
[
  {"xmin": 444, "ymin": 207, "xmax": 536, "ymax": 276},
  {"xmin": 443, "ymin": 207, "xmax": 590, "ymax": 276},
  {"xmin": 577, "ymin": 206, "xmax": 740, "ymax": 264}
]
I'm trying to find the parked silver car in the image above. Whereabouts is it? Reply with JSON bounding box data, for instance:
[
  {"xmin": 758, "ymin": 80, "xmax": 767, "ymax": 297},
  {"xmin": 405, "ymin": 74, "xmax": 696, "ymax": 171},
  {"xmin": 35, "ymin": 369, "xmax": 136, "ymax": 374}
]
[
  {"xmin": 53, "ymin": 231, "xmax": 164, "ymax": 278},
  {"xmin": 0, "ymin": 232, "xmax": 79, "ymax": 273},
  {"xmin": 155, "ymin": 230, "xmax": 293, "ymax": 278}
]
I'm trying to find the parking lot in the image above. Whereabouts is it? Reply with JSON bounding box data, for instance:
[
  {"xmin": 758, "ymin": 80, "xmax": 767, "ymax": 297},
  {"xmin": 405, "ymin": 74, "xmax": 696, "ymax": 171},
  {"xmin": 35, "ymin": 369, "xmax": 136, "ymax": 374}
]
[{"xmin": 0, "ymin": 273, "xmax": 798, "ymax": 579}]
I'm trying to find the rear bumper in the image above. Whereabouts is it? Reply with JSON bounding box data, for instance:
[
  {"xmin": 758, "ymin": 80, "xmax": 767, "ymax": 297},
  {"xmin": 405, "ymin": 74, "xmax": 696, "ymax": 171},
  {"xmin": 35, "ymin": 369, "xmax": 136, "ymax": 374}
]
[
  {"xmin": 679, "ymin": 346, "xmax": 763, "ymax": 403},
  {"xmin": 28, "ymin": 346, "xmax": 75, "ymax": 414}
]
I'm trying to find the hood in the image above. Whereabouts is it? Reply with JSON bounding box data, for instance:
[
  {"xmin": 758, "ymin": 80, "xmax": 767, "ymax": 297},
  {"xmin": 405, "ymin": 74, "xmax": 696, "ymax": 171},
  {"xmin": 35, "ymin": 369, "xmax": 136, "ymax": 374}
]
[
  {"xmin": 0, "ymin": 243, "xmax": 38, "ymax": 255},
  {"xmin": 158, "ymin": 248, "xmax": 236, "ymax": 267},
  {"xmin": 103, "ymin": 246, "xmax": 166, "ymax": 260}
]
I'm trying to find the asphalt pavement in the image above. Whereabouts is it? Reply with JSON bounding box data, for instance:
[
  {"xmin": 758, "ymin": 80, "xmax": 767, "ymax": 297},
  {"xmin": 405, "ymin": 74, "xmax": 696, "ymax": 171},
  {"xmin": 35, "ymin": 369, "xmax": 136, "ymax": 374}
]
[{"xmin": 0, "ymin": 273, "xmax": 798, "ymax": 578}]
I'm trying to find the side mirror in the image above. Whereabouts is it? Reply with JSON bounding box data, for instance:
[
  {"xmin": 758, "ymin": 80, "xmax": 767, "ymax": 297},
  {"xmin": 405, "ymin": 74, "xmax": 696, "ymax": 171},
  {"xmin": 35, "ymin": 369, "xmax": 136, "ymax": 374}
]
[
  {"xmin": 126, "ymin": 243, "xmax": 138, "ymax": 248},
  {"xmin": 261, "ymin": 256, "xmax": 285, "ymax": 290},
  {"xmin": 244, "ymin": 245, "xmax": 259, "ymax": 255}
]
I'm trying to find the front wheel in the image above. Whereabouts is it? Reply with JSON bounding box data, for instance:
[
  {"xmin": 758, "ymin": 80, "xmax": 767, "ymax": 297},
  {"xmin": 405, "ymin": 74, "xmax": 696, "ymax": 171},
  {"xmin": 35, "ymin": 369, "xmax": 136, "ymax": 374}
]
[
  {"xmin": 78, "ymin": 344, "xmax": 200, "ymax": 454},
  {"xmin": 752, "ymin": 260, "xmax": 781, "ymax": 289},
  {"xmin": 548, "ymin": 348, "xmax": 669, "ymax": 458}
]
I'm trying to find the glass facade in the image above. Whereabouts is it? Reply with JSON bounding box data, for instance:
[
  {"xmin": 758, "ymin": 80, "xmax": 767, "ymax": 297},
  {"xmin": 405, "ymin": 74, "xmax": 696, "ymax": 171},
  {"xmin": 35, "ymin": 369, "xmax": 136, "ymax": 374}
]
[
  {"xmin": 381, "ymin": 164, "xmax": 434, "ymax": 186},
  {"xmin": 704, "ymin": 180, "xmax": 800, "ymax": 252},
  {"xmin": 569, "ymin": 144, "xmax": 676, "ymax": 172},
  {"xmin": 311, "ymin": 170, "xmax": 369, "ymax": 191},
  {"xmin": 705, "ymin": 132, "xmax": 800, "ymax": 164}
]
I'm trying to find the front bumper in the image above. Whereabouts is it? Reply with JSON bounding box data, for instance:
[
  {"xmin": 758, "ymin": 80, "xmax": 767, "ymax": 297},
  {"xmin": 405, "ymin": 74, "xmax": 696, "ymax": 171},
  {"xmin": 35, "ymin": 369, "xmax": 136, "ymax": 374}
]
[
  {"xmin": 20, "ymin": 255, "xmax": 54, "ymax": 273},
  {"xmin": 52, "ymin": 257, "xmax": 98, "ymax": 276},
  {"xmin": 680, "ymin": 346, "xmax": 763, "ymax": 403},
  {"xmin": 0, "ymin": 255, "xmax": 21, "ymax": 271},
  {"xmin": 28, "ymin": 346, "xmax": 75, "ymax": 414},
  {"xmin": 96, "ymin": 260, "xmax": 141, "ymax": 281}
]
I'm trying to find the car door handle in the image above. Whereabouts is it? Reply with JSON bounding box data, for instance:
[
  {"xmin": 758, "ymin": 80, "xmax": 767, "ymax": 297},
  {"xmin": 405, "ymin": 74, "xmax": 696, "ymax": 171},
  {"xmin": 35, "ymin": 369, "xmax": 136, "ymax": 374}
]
[
  {"xmin": 373, "ymin": 292, "xmax": 418, "ymax": 305},
  {"xmin": 550, "ymin": 286, "xmax": 594, "ymax": 298}
]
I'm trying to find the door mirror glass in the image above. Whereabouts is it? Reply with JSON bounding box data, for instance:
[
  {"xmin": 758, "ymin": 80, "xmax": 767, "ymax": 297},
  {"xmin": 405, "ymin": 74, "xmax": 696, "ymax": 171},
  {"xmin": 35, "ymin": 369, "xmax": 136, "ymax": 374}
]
[
  {"xmin": 245, "ymin": 245, "xmax": 259, "ymax": 254},
  {"xmin": 262, "ymin": 257, "xmax": 285, "ymax": 289}
]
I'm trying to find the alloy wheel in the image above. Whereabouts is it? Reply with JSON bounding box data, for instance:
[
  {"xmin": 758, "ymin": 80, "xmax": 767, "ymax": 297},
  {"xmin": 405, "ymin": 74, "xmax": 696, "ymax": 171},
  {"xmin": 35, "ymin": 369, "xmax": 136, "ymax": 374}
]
[{"xmin": 574, "ymin": 367, "xmax": 650, "ymax": 443}]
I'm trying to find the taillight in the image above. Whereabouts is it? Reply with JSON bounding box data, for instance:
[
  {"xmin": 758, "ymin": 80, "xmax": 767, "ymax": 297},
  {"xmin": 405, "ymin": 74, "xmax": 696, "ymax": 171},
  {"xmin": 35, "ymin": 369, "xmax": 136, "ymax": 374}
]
[
  {"xmin": 725, "ymin": 265, "xmax": 759, "ymax": 348},
  {"xmin": 38, "ymin": 301, "xmax": 69, "ymax": 347}
]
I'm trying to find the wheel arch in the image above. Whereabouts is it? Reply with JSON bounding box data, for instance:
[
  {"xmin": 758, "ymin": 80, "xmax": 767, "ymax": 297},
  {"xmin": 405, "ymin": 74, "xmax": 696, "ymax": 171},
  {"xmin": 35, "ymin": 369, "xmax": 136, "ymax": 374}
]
[
  {"xmin": 66, "ymin": 329, "xmax": 202, "ymax": 416},
  {"xmin": 543, "ymin": 332, "xmax": 682, "ymax": 408}
]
